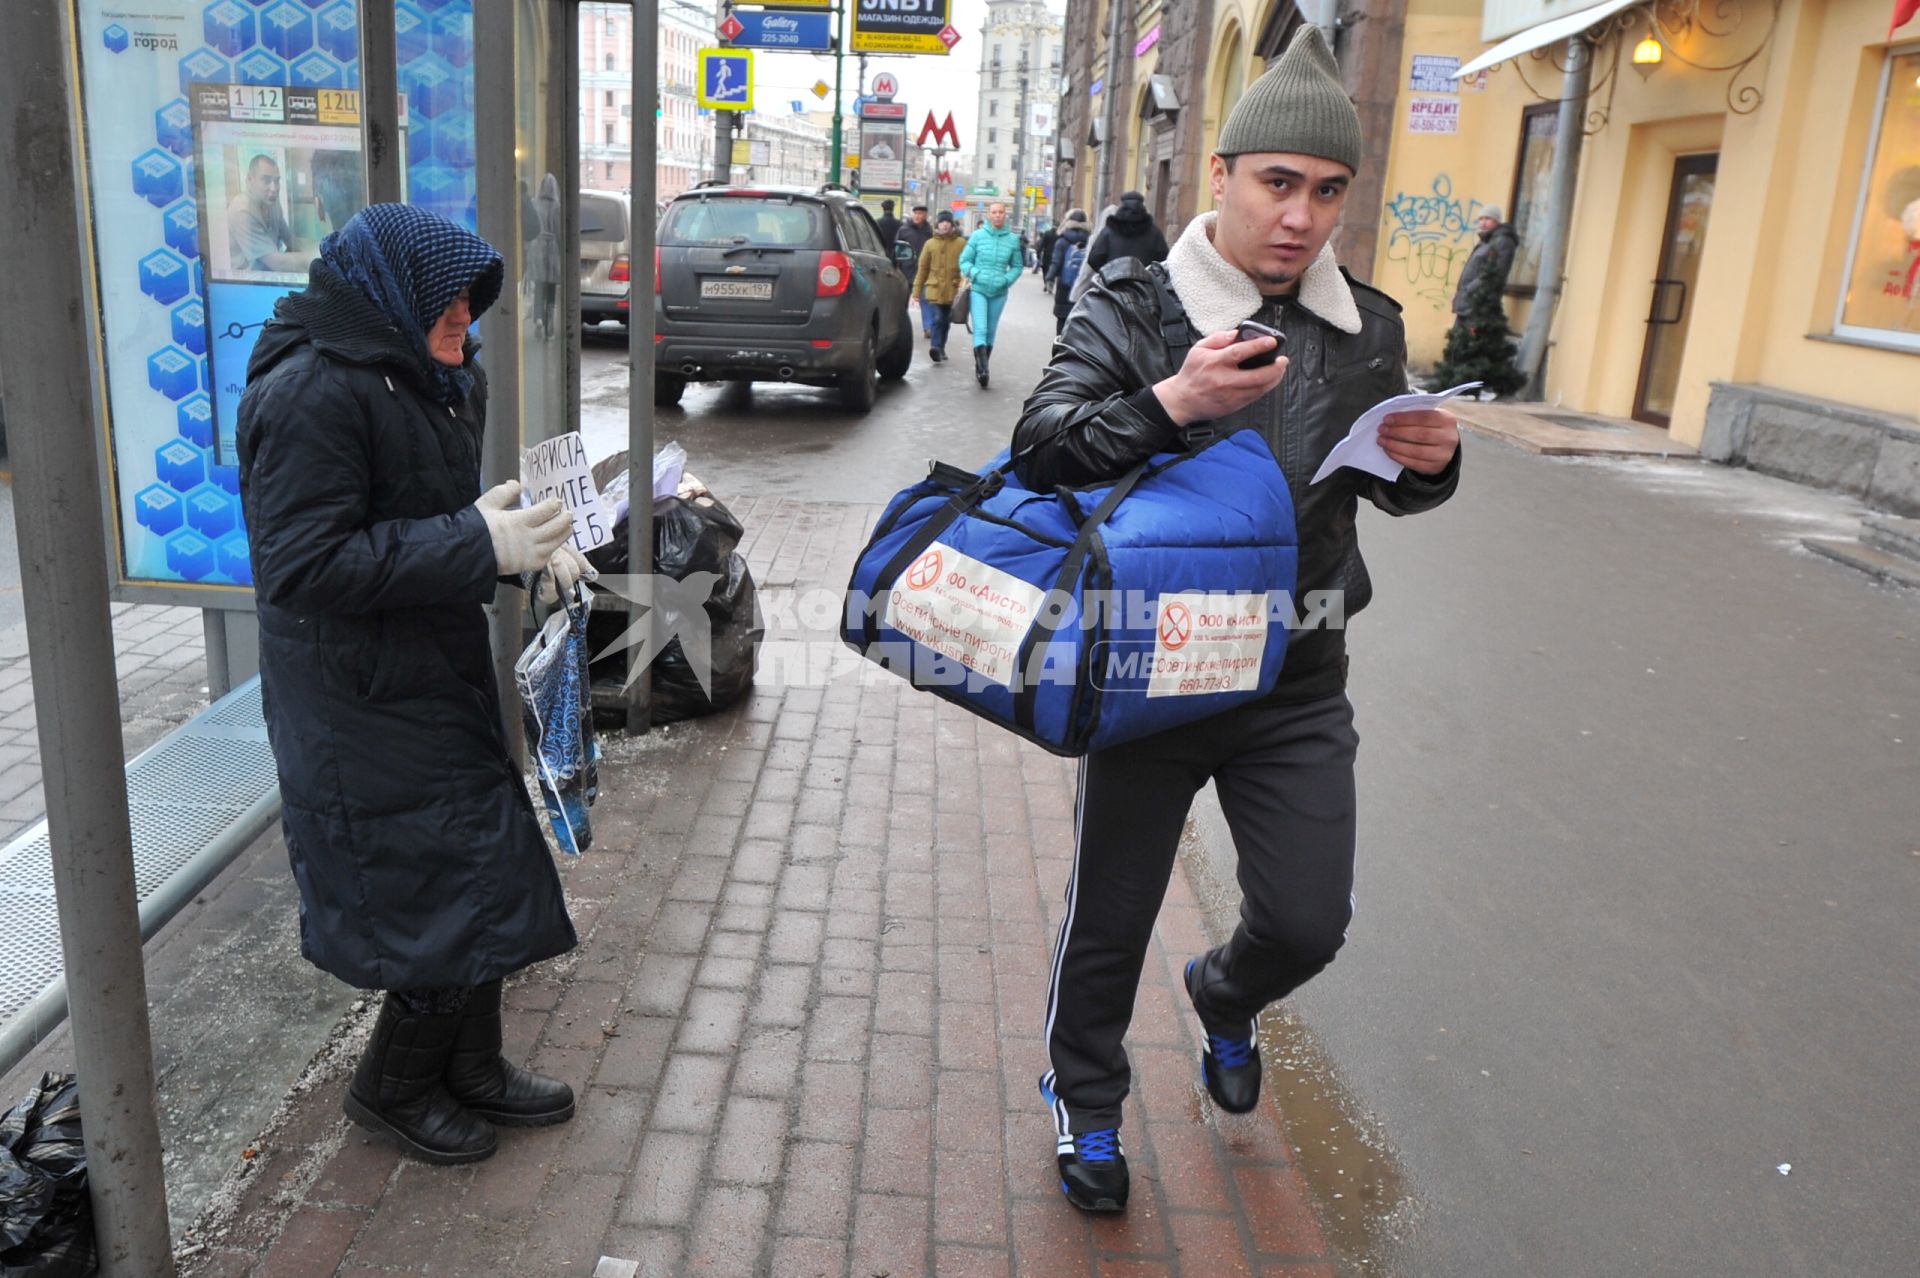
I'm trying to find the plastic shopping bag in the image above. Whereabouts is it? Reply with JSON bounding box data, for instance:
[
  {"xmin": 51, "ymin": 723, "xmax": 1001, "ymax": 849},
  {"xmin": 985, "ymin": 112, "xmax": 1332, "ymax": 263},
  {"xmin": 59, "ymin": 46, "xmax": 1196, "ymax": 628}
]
[{"xmin": 515, "ymin": 584, "xmax": 599, "ymax": 855}]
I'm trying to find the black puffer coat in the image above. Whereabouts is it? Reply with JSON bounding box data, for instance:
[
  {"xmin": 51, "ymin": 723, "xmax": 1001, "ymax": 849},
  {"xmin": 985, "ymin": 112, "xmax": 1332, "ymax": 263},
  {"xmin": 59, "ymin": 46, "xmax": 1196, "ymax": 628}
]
[
  {"xmin": 1013, "ymin": 258, "xmax": 1460, "ymax": 702},
  {"xmin": 1085, "ymin": 193, "xmax": 1169, "ymax": 274},
  {"xmin": 237, "ymin": 264, "xmax": 576, "ymax": 990}
]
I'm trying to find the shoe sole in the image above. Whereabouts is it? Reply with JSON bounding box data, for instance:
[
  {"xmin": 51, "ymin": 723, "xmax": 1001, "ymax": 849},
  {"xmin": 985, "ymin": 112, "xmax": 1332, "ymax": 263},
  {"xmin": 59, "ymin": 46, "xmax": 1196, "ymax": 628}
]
[
  {"xmin": 343, "ymin": 1093, "xmax": 499, "ymax": 1165},
  {"xmin": 460, "ymin": 1098, "xmax": 576, "ymax": 1128},
  {"xmin": 1186, "ymin": 960, "xmax": 1261, "ymax": 1115}
]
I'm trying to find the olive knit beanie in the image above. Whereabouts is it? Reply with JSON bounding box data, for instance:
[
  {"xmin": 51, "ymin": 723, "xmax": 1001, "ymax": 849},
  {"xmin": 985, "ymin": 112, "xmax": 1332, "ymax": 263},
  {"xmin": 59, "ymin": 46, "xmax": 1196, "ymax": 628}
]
[{"xmin": 1215, "ymin": 25, "xmax": 1361, "ymax": 172}]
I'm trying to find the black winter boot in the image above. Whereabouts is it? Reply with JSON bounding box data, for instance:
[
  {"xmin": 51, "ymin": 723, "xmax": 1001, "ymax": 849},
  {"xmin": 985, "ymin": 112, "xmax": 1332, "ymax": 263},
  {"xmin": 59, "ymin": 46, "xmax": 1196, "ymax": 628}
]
[
  {"xmin": 443, "ymin": 979, "xmax": 576, "ymax": 1126},
  {"xmin": 974, "ymin": 344, "xmax": 991, "ymax": 388},
  {"xmin": 344, "ymin": 996, "xmax": 497, "ymax": 1164}
]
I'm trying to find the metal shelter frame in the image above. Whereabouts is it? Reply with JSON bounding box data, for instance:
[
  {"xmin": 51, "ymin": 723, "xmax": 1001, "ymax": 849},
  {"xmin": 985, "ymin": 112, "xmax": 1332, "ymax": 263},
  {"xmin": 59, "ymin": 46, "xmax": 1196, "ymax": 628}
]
[{"xmin": 0, "ymin": 2, "xmax": 661, "ymax": 1269}]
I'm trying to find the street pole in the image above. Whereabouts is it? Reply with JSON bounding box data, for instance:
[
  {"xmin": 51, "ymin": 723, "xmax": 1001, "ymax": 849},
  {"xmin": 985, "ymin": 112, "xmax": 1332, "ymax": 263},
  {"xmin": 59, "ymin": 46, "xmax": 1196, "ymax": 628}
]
[
  {"xmin": 712, "ymin": 109, "xmax": 732, "ymax": 182},
  {"xmin": 0, "ymin": 5, "xmax": 175, "ymax": 1274},
  {"xmin": 829, "ymin": 1, "xmax": 847, "ymax": 181},
  {"xmin": 474, "ymin": 0, "xmax": 527, "ymax": 768},
  {"xmin": 1014, "ymin": 58, "xmax": 1031, "ymax": 234},
  {"xmin": 1093, "ymin": 0, "xmax": 1128, "ymax": 210},
  {"xmin": 1515, "ymin": 35, "xmax": 1592, "ymax": 397},
  {"xmin": 631, "ymin": 0, "xmax": 659, "ymax": 732}
]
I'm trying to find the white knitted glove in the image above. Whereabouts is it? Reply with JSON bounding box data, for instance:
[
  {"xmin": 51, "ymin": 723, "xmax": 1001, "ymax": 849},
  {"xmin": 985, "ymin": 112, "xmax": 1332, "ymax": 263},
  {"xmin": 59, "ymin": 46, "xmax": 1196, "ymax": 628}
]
[{"xmin": 474, "ymin": 481, "xmax": 570, "ymax": 575}]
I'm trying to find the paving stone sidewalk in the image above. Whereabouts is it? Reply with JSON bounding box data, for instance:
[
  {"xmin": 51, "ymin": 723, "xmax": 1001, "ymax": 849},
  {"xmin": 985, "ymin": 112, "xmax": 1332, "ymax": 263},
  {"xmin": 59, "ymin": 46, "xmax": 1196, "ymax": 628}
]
[
  {"xmin": 0, "ymin": 602, "xmax": 209, "ymax": 842},
  {"xmin": 179, "ymin": 499, "xmax": 1336, "ymax": 1277}
]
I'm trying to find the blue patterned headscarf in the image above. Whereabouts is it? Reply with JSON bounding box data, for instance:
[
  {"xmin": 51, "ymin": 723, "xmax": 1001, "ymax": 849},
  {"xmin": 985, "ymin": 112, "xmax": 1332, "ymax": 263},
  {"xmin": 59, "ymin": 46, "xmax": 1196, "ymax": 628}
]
[{"xmin": 318, "ymin": 203, "xmax": 503, "ymax": 404}]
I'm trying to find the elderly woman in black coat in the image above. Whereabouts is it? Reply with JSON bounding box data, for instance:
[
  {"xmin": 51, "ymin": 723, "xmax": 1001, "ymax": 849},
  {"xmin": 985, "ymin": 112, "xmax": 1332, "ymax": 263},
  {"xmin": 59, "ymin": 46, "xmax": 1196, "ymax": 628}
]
[{"xmin": 237, "ymin": 204, "xmax": 589, "ymax": 1164}]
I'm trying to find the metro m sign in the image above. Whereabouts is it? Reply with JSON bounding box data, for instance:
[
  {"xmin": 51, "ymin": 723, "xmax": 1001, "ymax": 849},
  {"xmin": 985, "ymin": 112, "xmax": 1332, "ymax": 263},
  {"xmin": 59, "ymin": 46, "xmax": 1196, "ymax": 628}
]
[
  {"xmin": 853, "ymin": 0, "xmax": 956, "ymax": 56},
  {"xmin": 917, "ymin": 111, "xmax": 960, "ymax": 149}
]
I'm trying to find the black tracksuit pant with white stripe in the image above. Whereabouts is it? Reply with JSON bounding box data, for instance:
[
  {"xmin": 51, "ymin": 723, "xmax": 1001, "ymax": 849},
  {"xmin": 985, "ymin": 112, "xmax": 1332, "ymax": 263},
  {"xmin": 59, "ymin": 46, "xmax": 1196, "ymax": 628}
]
[{"xmin": 1043, "ymin": 690, "xmax": 1360, "ymax": 1135}]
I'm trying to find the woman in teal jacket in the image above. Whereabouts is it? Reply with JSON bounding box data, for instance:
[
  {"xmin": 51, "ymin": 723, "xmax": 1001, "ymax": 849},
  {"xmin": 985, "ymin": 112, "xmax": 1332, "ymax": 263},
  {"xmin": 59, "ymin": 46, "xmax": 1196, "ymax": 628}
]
[{"xmin": 957, "ymin": 201, "xmax": 1024, "ymax": 388}]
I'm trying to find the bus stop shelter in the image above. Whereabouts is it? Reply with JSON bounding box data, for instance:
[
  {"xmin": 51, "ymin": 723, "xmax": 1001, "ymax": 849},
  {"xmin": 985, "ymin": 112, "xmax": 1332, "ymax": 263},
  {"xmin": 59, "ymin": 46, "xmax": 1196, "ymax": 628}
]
[{"xmin": 0, "ymin": 2, "xmax": 660, "ymax": 1270}]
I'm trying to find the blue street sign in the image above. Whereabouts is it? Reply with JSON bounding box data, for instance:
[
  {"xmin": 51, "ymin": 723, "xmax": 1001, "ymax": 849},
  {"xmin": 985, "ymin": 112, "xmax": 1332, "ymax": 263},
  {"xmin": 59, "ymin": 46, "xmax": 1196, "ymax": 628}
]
[
  {"xmin": 730, "ymin": 9, "xmax": 832, "ymax": 51},
  {"xmin": 791, "ymin": 99, "xmax": 805, "ymax": 113}
]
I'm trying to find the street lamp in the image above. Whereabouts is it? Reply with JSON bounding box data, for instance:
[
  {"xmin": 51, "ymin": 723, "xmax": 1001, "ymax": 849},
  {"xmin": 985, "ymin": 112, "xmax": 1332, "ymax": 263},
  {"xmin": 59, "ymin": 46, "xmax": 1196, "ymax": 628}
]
[{"xmin": 1632, "ymin": 32, "xmax": 1663, "ymax": 79}]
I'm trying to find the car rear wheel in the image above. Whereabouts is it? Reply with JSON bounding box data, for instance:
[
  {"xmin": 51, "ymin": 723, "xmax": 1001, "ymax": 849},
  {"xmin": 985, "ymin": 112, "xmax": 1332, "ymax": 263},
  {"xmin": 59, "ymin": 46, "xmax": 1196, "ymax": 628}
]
[
  {"xmin": 877, "ymin": 315, "xmax": 914, "ymax": 380},
  {"xmin": 837, "ymin": 332, "xmax": 877, "ymax": 414},
  {"xmin": 654, "ymin": 374, "xmax": 686, "ymax": 407}
]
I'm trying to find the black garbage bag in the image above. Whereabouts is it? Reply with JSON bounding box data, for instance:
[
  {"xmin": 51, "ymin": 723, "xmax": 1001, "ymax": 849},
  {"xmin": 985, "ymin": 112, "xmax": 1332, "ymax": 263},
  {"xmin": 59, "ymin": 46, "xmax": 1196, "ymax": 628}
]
[
  {"xmin": 0, "ymin": 1073, "xmax": 95, "ymax": 1278},
  {"xmin": 585, "ymin": 494, "xmax": 763, "ymax": 725}
]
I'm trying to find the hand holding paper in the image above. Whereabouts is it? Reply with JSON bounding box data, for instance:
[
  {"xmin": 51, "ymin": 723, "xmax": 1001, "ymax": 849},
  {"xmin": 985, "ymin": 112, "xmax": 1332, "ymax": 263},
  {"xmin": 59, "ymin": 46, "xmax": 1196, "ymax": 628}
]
[{"xmin": 1310, "ymin": 381, "xmax": 1479, "ymax": 485}]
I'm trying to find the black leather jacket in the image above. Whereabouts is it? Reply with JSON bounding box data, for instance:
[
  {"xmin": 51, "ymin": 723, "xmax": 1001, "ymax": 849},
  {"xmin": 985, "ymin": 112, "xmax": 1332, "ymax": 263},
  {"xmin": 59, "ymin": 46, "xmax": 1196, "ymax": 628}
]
[{"xmin": 1012, "ymin": 257, "xmax": 1461, "ymax": 700}]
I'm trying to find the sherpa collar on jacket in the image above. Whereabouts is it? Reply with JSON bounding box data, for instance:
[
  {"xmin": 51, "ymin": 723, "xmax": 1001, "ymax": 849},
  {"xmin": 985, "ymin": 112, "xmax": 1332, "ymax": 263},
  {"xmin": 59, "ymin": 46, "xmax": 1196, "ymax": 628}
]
[{"xmin": 1165, "ymin": 211, "xmax": 1361, "ymax": 337}]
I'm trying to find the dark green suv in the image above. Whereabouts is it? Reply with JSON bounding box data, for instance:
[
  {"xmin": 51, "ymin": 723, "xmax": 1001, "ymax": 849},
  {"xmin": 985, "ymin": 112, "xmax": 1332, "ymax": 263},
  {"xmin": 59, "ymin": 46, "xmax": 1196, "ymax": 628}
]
[{"xmin": 652, "ymin": 184, "xmax": 914, "ymax": 413}]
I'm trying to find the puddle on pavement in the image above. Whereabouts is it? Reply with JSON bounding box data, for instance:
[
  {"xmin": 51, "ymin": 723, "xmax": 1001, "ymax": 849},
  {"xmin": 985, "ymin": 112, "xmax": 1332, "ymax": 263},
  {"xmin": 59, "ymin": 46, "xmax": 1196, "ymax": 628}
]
[{"xmin": 1256, "ymin": 1006, "xmax": 1420, "ymax": 1273}]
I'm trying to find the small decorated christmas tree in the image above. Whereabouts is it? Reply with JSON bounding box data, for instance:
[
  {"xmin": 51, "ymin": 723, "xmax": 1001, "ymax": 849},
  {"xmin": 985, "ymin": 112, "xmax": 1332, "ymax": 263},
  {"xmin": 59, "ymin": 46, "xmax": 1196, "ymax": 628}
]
[{"xmin": 1432, "ymin": 268, "xmax": 1526, "ymax": 396}]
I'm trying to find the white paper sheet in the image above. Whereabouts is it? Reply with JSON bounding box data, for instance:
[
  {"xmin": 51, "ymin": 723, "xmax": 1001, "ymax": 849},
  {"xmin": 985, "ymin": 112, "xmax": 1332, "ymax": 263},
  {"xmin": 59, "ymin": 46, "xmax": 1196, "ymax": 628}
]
[
  {"xmin": 521, "ymin": 430, "xmax": 612, "ymax": 552},
  {"xmin": 1309, "ymin": 381, "xmax": 1481, "ymax": 485}
]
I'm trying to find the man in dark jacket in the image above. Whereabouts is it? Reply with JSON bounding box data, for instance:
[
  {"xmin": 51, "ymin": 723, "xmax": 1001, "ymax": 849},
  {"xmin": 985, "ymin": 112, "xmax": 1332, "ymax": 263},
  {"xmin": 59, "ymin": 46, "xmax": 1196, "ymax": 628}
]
[
  {"xmin": 1084, "ymin": 189, "xmax": 1169, "ymax": 276},
  {"xmin": 874, "ymin": 198, "xmax": 902, "ymax": 251},
  {"xmin": 1016, "ymin": 28, "xmax": 1461, "ymax": 1215},
  {"xmin": 1046, "ymin": 208, "xmax": 1092, "ymax": 334},
  {"xmin": 895, "ymin": 203, "xmax": 934, "ymax": 283},
  {"xmin": 1450, "ymin": 206, "xmax": 1519, "ymax": 314},
  {"xmin": 238, "ymin": 205, "xmax": 585, "ymax": 1166},
  {"xmin": 1036, "ymin": 220, "xmax": 1059, "ymax": 276}
]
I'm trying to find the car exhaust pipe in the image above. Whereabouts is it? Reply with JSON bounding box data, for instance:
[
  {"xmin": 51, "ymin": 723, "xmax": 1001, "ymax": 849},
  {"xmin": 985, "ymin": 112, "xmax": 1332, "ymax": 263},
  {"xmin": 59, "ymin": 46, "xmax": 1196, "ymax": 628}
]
[
  {"xmin": 680, "ymin": 362, "xmax": 699, "ymax": 376},
  {"xmin": 777, "ymin": 366, "xmax": 795, "ymax": 380}
]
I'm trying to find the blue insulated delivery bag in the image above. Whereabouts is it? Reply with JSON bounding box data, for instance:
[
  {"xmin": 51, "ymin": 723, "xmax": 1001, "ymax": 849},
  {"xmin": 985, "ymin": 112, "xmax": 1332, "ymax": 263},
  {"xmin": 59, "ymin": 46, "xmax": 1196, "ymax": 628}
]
[{"xmin": 841, "ymin": 429, "xmax": 1299, "ymax": 756}]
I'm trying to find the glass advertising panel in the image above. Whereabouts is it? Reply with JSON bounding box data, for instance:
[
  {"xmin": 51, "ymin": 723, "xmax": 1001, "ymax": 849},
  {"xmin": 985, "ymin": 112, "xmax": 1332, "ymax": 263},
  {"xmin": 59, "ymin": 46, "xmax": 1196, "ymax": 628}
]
[
  {"xmin": 1836, "ymin": 49, "xmax": 1920, "ymax": 350},
  {"xmin": 71, "ymin": 1, "xmax": 478, "ymax": 592}
]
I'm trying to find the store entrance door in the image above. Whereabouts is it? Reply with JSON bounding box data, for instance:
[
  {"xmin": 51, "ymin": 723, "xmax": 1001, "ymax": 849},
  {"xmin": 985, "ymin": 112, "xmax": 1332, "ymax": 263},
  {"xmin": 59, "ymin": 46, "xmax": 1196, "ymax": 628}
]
[{"xmin": 1633, "ymin": 152, "xmax": 1717, "ymax": 427}]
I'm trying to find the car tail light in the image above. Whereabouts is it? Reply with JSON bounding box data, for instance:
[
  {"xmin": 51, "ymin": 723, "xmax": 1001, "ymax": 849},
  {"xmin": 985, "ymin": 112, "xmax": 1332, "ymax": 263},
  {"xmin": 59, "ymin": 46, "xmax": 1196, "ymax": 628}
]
[
  {"xmin": 816, "ymin": 251, "xmax": 851, "ymax": 298},
  {"xmin": 609, "ymin": 253, "xmax": 630, "ymax": 283},
  {"xmin": 811, "ymin": 339, "xmax": 833, "ymax": 349},
  {"xmin": 617, "ymin": 296, "xmax": 629, "ymax": 310}
]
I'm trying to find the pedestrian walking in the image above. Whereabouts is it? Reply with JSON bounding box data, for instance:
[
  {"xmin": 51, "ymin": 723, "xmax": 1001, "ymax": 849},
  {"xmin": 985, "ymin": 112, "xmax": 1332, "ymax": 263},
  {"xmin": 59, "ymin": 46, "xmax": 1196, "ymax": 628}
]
[
  {"xmin": 874, "ymin": 198, "xmax": 902, "ymax": 252},
  {"xmin": 957, "ymin": 200, "xmax": 1023, "ymax": 388},
  {"xmin": 237, "ymin": 203, "xmax": 587, "ymax": 1167},
  {"xmin": 1011, "ymin": 26, "xmax": 1462, "ymax": 1214},
  {"xmin": 1046, "ymin": 208, "xmax": 1092, "ymax": 335},
  {"xmin": 1067, "ymin": 202, "xmax": 1120, "ymax": 306},
  {"xmin": 896, "ymin": 203, "xmax": 934, "ymax": 288},
  {"xmin": 1085, "ymin": 190, "xmax": 1170, "ymax": 281},
  {"xmin": 1036, "ymin": 220, "xmax": 1059, "ymax": 277},
  {"xmin": 913, "ymin": 209, "xmax": 965, "ymax": 362},
  {"xmin": 1449, "ymin": 206, "xmax": 1519, "ymax": 317}
]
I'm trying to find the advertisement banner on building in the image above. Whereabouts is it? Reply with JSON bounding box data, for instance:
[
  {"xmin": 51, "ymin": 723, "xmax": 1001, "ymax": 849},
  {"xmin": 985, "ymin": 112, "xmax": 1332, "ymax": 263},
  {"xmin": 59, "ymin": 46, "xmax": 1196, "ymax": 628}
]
[
  {"xmin": 1409, "ymin": 54, "xmax": 1460, "ymax": 93},
  {"xmin": 1028, "ymin": 103, "xmax": 1055, "ymax": 139},
  {"xmin": 1407, "ymin": 97, "xmax": 1461, "ymax": 134},
  {"xmin": 851, "ymin": 0, "xmax": 959, "ymax": 56},
  {"xmin": 859, "ymin": 118, "xmax": 908, "ymax": 193},
  {"xmin": 71, "ymin": 0, "xmax": 480, "ymax": 593}
]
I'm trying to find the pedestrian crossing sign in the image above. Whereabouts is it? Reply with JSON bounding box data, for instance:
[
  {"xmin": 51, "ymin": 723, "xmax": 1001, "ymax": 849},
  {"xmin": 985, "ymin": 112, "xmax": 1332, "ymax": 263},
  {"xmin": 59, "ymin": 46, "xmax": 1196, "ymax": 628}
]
[{"xmin": 697, "ymin": 48, "xmax": 753, "ymax": 111}]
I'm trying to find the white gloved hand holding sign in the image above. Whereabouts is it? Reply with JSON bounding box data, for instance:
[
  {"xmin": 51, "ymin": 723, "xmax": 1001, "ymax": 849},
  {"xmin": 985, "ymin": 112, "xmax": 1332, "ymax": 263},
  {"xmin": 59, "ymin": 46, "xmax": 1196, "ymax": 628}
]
[{"xmin": 475, "ymin": 480, "xmax": 572, "ymax": 574}]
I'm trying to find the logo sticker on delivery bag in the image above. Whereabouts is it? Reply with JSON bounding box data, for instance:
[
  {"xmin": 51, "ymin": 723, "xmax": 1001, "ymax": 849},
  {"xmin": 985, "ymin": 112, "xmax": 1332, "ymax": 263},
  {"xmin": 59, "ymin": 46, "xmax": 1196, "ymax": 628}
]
[
  {"xmin": 1147, "ymin": 592, "xmax": 1268, "ymax": 698},
  {"xmin": 885, "ymin": 543, "xmax": 1046, "ymax": 686}
]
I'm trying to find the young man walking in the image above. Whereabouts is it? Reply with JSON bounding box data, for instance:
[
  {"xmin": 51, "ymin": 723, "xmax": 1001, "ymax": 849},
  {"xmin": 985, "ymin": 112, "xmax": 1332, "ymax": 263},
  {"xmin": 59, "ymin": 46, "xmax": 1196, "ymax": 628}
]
[{"xmin": 1012, "ymin": 27, "xmax": 1462, "ymax": 1214}]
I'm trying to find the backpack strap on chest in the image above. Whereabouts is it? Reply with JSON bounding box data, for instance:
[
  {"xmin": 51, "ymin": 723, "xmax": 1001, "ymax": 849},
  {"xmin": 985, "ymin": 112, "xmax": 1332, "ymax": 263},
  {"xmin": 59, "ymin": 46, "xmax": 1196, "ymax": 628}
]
[{"xmin": 1146, "ymin": 262, "xmax": 1197, "ymax": 365}]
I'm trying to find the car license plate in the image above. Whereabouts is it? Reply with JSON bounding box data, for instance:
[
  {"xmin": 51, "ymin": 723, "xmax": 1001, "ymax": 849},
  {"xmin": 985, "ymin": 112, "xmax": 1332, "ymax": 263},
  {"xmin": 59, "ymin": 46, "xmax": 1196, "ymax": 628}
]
[{"xmin": 701, "ymin": 279, "xmax": 773, "ymax": 300}]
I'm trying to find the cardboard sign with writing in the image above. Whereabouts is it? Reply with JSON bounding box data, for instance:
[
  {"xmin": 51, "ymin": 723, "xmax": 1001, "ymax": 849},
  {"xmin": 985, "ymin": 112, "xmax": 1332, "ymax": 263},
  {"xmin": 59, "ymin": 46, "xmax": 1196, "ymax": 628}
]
[{"xmin": 521, "ymin": 431, "xmax": 611, "ymax": 552}]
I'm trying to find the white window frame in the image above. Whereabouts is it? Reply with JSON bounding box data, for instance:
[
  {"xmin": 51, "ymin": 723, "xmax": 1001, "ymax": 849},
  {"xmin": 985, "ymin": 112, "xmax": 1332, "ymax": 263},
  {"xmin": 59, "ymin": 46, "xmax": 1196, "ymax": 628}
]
[{"xmin": 1833, "ymin": 43, "xmax": 1920, "ymax": 352}]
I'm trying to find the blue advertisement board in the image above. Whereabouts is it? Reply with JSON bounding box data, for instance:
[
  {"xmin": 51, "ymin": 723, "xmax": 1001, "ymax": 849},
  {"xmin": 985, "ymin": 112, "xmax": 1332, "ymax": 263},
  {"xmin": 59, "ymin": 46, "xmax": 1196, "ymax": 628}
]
[
  {"xmin": 731, "ymin": 10, "xmax": 832, "ymax": 51},
  {"xmin": 72, "ymin": 1, "xmax": 478, "ymax": 592}
]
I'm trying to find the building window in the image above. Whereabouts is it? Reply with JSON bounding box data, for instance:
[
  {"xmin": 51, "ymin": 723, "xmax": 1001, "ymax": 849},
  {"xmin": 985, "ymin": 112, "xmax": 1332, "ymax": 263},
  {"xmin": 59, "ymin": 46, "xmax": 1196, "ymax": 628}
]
[
  {"xmin": 1505, "ymin": 104, "xmax": 1559, "ymax": 294},
  {"xmin": 604, "ymin": 90, "xmax": 615, "ymax": 108},
  {"xmin": 606, "ymin": 121, "xmax": 616, "ymax": 144},
  {"xmin": 987, "ymin": 153, "xmax": 996, "ymax": 170},
  {"xmin": 1836, "ymin": 47, "xmax": 1920, "ymax": 349},
  {"xmin": 990, "ymin": 101, "xmax": 999, "ymax": 117},
  {"xmin": 604, "ymin": 51, "xmax": 615, "ymax": 71},
  {"xmin": 988, "ymin": 128, "xmax": 998, "ymax": 144}
]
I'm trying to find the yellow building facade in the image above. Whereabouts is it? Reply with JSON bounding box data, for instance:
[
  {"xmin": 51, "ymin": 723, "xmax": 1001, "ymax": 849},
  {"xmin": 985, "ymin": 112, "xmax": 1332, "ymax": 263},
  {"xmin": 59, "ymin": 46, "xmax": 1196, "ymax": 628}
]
[{"xmin": 1371, "ymin": 0, "xmax": 1920, "ymax": 462}]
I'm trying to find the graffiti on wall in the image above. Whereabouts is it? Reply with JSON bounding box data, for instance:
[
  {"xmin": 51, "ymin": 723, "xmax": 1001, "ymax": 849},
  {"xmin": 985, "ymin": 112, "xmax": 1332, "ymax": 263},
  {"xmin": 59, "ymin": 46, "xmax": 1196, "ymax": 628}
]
[{"xmin": 1381, "ymin": 174, "xmax": 1486, "ymax": 311}]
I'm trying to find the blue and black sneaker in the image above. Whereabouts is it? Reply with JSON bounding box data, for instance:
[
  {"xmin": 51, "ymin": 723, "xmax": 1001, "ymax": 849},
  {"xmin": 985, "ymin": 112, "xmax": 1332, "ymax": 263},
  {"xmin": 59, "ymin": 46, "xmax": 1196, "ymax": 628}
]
[
  {"xmin": 1038, "ymin": 1073, "xmax": 1129, "ymax": 1212},
  {"xmin": 1185, "ymin": 958, "xmax": 1262, "ymax": 1114}
]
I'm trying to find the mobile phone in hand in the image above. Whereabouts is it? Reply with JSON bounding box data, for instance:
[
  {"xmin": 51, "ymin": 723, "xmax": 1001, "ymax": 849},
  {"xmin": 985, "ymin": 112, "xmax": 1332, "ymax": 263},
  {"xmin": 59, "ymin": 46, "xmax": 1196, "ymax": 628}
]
[{"xmin": 1236, "ymin": 319, "xmax": 1285, "ymax": 369}]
